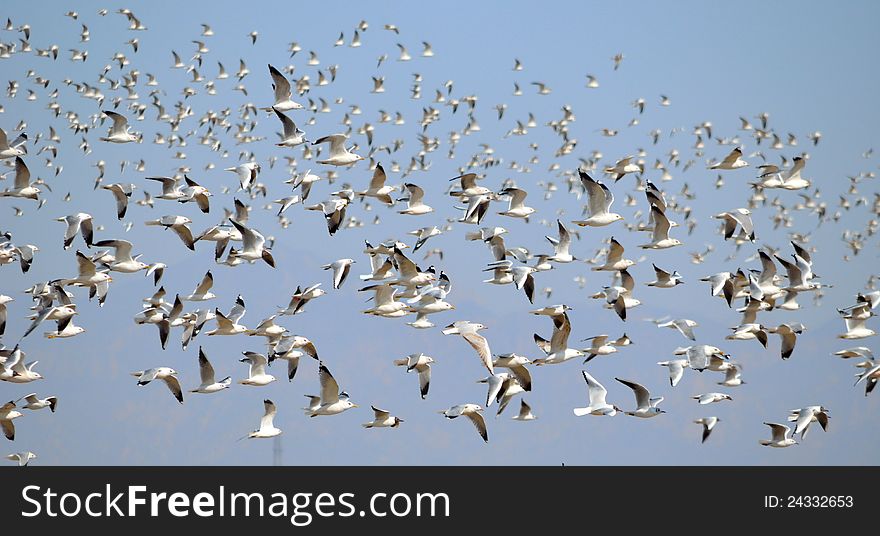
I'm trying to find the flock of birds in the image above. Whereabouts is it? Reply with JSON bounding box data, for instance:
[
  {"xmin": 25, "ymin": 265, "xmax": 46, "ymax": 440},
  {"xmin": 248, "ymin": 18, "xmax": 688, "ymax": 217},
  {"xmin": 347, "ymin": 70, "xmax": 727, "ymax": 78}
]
[{"xmin": 0, "ymin": 8, "xmax": 877, "ymax": 466}]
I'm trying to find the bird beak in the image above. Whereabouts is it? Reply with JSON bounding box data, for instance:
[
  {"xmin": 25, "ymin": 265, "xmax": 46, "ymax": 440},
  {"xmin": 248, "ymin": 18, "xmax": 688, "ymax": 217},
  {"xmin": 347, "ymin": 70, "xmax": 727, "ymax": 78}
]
[{"xmin": 351, "ymin": 404, "xmax": 360, "ymax": 408}]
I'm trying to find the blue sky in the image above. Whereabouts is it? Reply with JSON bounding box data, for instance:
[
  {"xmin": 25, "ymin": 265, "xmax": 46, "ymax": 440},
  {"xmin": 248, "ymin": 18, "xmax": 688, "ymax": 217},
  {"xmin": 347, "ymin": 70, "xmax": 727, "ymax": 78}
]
[{"xmin": 0, "ymin": 1, "xmax": 878, "ymax": 465}]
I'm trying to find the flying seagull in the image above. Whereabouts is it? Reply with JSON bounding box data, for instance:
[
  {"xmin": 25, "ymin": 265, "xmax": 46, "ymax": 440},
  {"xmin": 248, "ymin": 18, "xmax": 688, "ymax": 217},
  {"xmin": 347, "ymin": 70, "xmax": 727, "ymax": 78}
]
[{"xmin": 130, "ymin": 368, "xmax": 183, "ymax": 404}]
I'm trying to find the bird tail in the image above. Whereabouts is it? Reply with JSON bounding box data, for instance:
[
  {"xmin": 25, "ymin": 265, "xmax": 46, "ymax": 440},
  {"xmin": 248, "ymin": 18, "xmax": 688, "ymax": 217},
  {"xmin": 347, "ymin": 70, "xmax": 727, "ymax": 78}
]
[
  {"xmin": 573, "ymin": 407, "xmax": 592, "ymax": 417},
  {"xmin": 759, "ymin": 440, "xmax": 771, "ymax": 446}
]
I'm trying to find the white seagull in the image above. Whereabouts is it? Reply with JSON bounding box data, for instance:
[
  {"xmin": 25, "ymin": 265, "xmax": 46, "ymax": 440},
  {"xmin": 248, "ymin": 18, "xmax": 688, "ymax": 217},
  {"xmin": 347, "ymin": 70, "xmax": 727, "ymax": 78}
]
[
  {"xmin": 646, "ymin": 264, "xmax": 684, "ymax": 288},
  {"xmin": 582, "ymin": 335, "xmax": 617, "ymax": 363},
  {"xmin": 17, "ymin": 393, "xmax": 57, "ymax": 412},
  {"xmin": 323, "ymin": 258, "xmax": 356, "ymax": 289},
  {"xmin": 615, "ymin": 378, "xmax": 665, "ymax": 418},
  {"xmin": 93, "ymin": 239, "xmax": 148, "ymax": 273},
  {"xmin": 694, "ymin": 417, "xmax": 720, "ymax": 443},
  {"xmin": 359, "ymin": 283, "xmax": 408, "ymax": 317},
  {"xmin": 278, "ymin": 284, "xmax": 325, "ymax": 315},
  {"xmin": 183, "ymin": 271, "xmax": 216, "ymax": 301},
  {"xmin": 442, "ymin": 321, "xmax": 493, "ymax": 373},
  {"xmin": 546, "ymin": 219, "xmax": 576, "ymax": 263},
  {"xmin": 657, "ymin": 358, "xmax": 688, "ymax": 387},
  {"xmin": 304, "ymin": 362, "xmax": 358, "ymax": 416},
  {"xmin": 591, "ymin": 238, "xmax": 634, "ymax": 272},
  {"xmin": 640, "ymin": 206, "xmax": 681, "ymax": 249},
  {"xmin": 57, "ymin": 213, "xmax": 94, "ymax": 250},
  {"xmin": 100, "ymin": 183, "xmax": 135, "ymax": 220},
  {"xmin": 144, "ymin": 215, "xmax": 197, "ymax": 250},
  {"xmin": 760, "ymin": 422, "xmax": 797, "ymax": 448},
  {"xmin": 658, "ymin": 318, "xmax": 698, "ymax": 341},
  {"xmin": 573, "ymin": 371, "xmax": 620, "ymax": 416},
  {"xmin": 273, "ymin": 108, "xmax": 308, "ymax": 147},
  {"xmin": 838, "ymin": 315, "xmax": 875, "ymax": 340},
  {"xmin": 0, "ymin": 401, "xmax": 23, "ymax": 440},
  {"xmin": 239, "ymin": 351, "xmax": 276, "ymax": 386},
  {"xmin": 496, "ymin": 187, "xmax": 535, "ymax": 219},
  {"xmin": 573, "ymin": 171, "xmax": 623, "ymax": 227},
  {"xmin": 788, "ymin": 406, "xmax": 829, "ymax": 440},
  {"xmin": 768, "ymin": 323, "xmax": 806, "ymax": 359},
  {"xmin": 439, "ymin": 404, "xmax": 488, "ymax": 442},
  {"xmin": 228, "ymin": 219, "xmax": 275, "ymax": 267},
  {"xmin": 512, "ymin": 399, "xmax": 537, "ymax": 421},
  {"xmin": 708, "ymin": 147, "xmax": 748, "ymax": 170},
  {"xmin": 267, "ymin": 64, "xmax": 304, "ymax": 111},
  {"xmin": 357, "ymin": 163, "xmax": 395, "ymax": 205},
  {"xmin": 605, "ymin": 156, "xmax": 641, "ymax": 182},
  {"xmin": 492, "ymin": 353, "xmax": 533, "ymax": 391},
  {"xmin": 99, "ymin": 110, "xmax": 139, "ymax": 143},
  {"xmin": 131, "ymin": 368, "xmax": 183, "ymax": 403},
  {"xmin": 394, "ymin": 353, "xmax": 434, "ymax": 399},
  {"xmin": 206, "ymin": 295, "xmax": 248, "ymax": 336},
  {"xmin": 363, "ymin": 406, "xmax": 404, "ymax": 428},
  {"xmin": 0, "ymin": 127, "xmax": 26, "ymax": 158},
  {"xmin": 0, "ymin": 157, "xmax": 40, "ymax": 201},
  {"xmin": 225, "ymin": 162, "xmax": 261, "ymax": 192},
  {"xmin": 477, "ymin": 373, "xmax": 525, "ymax": 415},
  {"xmin": 313, "ymin": 134, "xmax": 364, "ymax": 166},
  {"xmin": 190, "ymin": 347, "xmax": 231, "ymax": 394},
  {"xmin": 533, "ymin": 312, "xmax": 586, "ymax": 365},
  {"xmin": 5, "ymin": 451, "xmax": 36, "ymax": 466},
  {"xmin": 714, "ymin": 208, "xmax": 755, "ymax": 241},
  {"xmin": 692, "ymin": 392, "xmax": 732, "ymax": 405},
  {"xmin": 268, "ymin": 340, "xmax": 307, "ymax": 382},
  {"xmin": 246, "ymin": 399, "xmax": 282, "ymax": 439},
  {"xmin": 398, "ymin": 183, "xmax": 434, "ymax": 215}
]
